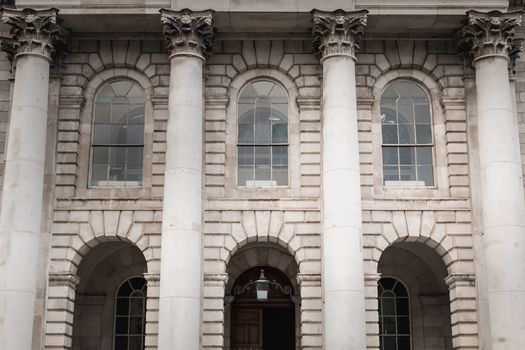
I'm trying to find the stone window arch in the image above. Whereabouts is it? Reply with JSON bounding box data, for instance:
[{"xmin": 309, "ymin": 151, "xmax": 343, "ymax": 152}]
[
  {"xmin": 237, "ymin": 79, "xmax": 289, "ymax": 187},
  {"xmin": 90, "ymin": 79, "xmax": 145, "ymax": 187},
  {"xmin": 378, "ymin": 277, "xmax": 411, "ymax": 350},
  {"xmin": 114, "ymin": 276, "xmax": 147, "ymax": 350},
  {"xmin": 380, "ymin": 80, "xmax": 434, "ymax": 187}
]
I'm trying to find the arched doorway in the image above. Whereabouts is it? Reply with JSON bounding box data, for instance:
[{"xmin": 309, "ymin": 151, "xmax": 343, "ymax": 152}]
[{"xmin": 227, "ymin": 266, "xmax": 298, "ymax": 350}]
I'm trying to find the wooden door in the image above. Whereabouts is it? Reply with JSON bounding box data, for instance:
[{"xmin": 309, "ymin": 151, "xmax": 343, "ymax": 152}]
[{"xmin": 231, "ymin": 309, "xmax": 263, "ymax": 350}]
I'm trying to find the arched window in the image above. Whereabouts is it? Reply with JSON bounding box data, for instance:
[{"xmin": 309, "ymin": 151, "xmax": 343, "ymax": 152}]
[
  {"xmin": 114, "ymin": 276, "xmax": 147, "ymax": 350},
  {"xmin": 378, "ymin": 277, "xmax": 411, "ymax": 350},
  {"xmin": 237, "ymin": 80, "xmax": 288, "ymax": 187},
  {"xmin": 380, "ymin": 80, "xmax": 434, "ymax": 187},
  {"xmin": 90, "ymin": 79, "xmax": 145, "ymax": 187}
]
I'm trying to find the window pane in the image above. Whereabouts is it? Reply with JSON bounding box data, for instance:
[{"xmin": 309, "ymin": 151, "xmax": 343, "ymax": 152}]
[
  {"xmin": 114, "ymin": 336, "xmax": 128, "ymax": 350},
  {"xmin": 128, "ymin": 106, "xmax": 145, "ymax": 124},
  {"xmin": 238, "ymin": 124, "xmax": 254, "ymax": 143},
  {"xmin": 272, "ymin": 123, "xmax": 288, "ymax": 143},
  {"xmin": 94, "ymin": 103, "xmax": 111, "ymax": 124},
  {"xmin": 383, "ymin": 165, "xmax": 399, "ymax": 182},
  {"xmin": 130, "ymin": 298, "xmax": 144, "ymax": 316},
  {"xmin": 239, "ymin": 104, "xmax": 254, "ymax": 123},
  {"xmin": 415, "ymin": 104, "xmax": 431, "ymax": 123},
  {"xmin": 381, "ymin": 106, "xmax": 397, "ymax": 124},
  {"xmin": 252, "ymin": 81, "xmax": 274, "ymax": 96},
  {"xmin": 272, "ymin": 146, "xmax": 288, "ymax": 186},
  {"xmin": 396, "ymin": 298, "xmax": 409, "ymax": 315},
  {"xmin": 255, "ymin": 100, "xmax": 271, "ymax": 124},
  {"xmin": 93, "ymin": 124, "xmax": 110, "ymax": 144},
  {"xmin": 238, "ymin": 146, "xmax": 254, "ymax": 186},
  {"xmin": 383, "ymin": 317, "xmax": 396, "ymax": 334},
  {"xmin": 110, "ymin": 147, "xmax": 127, "ymax": 167},
  {"xmin": 397, "ymin": 98, "xmax": 414, "ymax": 123},
  {"xmin": 255, "ymin": 123, "xmax": 271, "ymax": 144},
  {"xmin": 399, "ymin": 147, "xmax": 415, "ymax": 165},
  {"xmin": 381, "ymin": 336, "xmax": 396, "ymax": 350},
  {"xmin": 416, "ymin": 124, "xmax": 432, "ymax": 144},
  {"xmin": 416, "ymin": 147, "xmax": 433, "ymax": 165},
  {"xmin": 92, "ymin": 146, "xmax": 109, "ymax": 165},
  {"xmin": 272, "ymin": 103, "xmax": 288, "ymax": 120},
  {"xmin": 111, "ymin": 124, "xmax": 127, "ymax": 144},
  {"xmin": 127, "ymin": 124, "xmax": 144, "ymax": 145},
  {"xmin": 382, "ymin": 298, "xmax": 395, "ymax": 316},
  {"xmin": 254, "ymin": 146, "xmax": 271, "ymax": 181},
  {"xmin": 399, "ymin": 165, "xmax": 416, "ymax": 181},
  {"xmin": 127, "ymin": 147, "xmax": 143, "ymax": 168},
  {"xmin": 111, "ymin": 103, "xmax": 129, "ymax": 124},
  {"xmin": 129, "ymin": 317, "xmax": 144, "ymax": 334},
  {"xmin": 128, "ymin": 84, "xmax": 145, "ymax": 103},
  {"xmin": 128, "ymin": 336, "xmax": 144, "ymax": 350},
  {"xmin": 397, "ymin": 316, "xmax": 410, "ymax": 334},
  {"xmin": 398, "ymin": 124, "xmax": 415, "ymax": 144},
  {"xmin": 382, "ymin": 125, "xmax": 398, "ymax": 144},
  {"xmin": 417, "ymin": 165, "xmax": 434, "ymax": 186},
  {"xmin": 111, "ymin": 80, "xmax": 133, "ymax": 96},
  {"xmin": 116, "ymin": 298, "xmax": 128, "ymax": 316},
  {"xmin": 115, "ymin": 316, "xmax": 128, "ymax": 334},
  {"xmin": 382, "ymin": 147, "xmax": 399, "ymax": 165},
  {"xmin": 91, "ymin": 165, "xmax": 108, "ymax": 185},
  {"xmin": 109, "ymin": 165, "xmax": 125, "ymax": 181}
]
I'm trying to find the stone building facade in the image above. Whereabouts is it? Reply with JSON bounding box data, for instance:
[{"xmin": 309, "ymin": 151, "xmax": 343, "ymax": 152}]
[{"xmin": 0, "ymin": 1, "xmax": 524, "ymax": 350}]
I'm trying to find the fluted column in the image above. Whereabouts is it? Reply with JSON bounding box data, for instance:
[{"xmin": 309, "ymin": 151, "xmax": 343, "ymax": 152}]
[
  {"xmin": 460, "ymin": 10, "xmax": 525, "ymax": 349},
  {"xmin": 312, "ymin": 9, "xmax": 368, "ymax": 350},
  {"xmin": 0, "ymin": 8, "xmax": 66, "ymax": 350},
  {"xmin": 158, "ymin": 9, "xmax": 213, "ymax": 350}
]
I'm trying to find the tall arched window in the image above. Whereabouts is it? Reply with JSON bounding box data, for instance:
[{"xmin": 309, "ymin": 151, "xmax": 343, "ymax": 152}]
[
  {"xmin": 380, "ymin": 80, "xmax": 434, "ymax": 187},
  {"xmin": 237, "ymin": 80, "xmax": 288, "ymax": 187},
  {"xmin": 378, "ymin": 277, "xmax": 411, "ymax": 350},
  {"xmin": 90, "ymin": 79, "xmax": 145, "ymax": 187},
  {"xmin": 114, "ymin": 276, "xmax": 147, "ymax": 350}
]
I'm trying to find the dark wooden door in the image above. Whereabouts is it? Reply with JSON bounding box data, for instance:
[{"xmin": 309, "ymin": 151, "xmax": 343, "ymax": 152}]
[{"xmin": 231, "ymin": 309, "xmax": 263, "ymax": 350}]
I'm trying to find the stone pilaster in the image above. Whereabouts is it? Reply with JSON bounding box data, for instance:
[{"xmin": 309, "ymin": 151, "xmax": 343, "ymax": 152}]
[
  {"xmin": 312, "ymin": 9, "xmax": 368, "ymax": 350},
  {"xmin": 0, "ymin": 8, "xmax": 67, "ymax": 350},
  {"xmin": 459, "ymin": 10, "xmax": 525, "ymax": 350},
  {"xmin": 157, "ymin": 8, "xmax": 213, "ymax": 350}
]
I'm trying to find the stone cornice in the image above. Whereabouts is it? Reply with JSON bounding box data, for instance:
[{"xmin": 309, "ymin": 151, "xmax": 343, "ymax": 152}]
[
  {"xmin": 159, "ymin": 8, "xmax": 214, "ymax": 61},
  {"xmin": 312, "ymin": 9, "xmax": 368, "ymax": 62},
  {"xmin": 458, "ymin": 10, "xmax": 523, "ymax": 67},
  {"xmin": 0, "ymin": 7, "xmax": 68, "ymax": 62}
]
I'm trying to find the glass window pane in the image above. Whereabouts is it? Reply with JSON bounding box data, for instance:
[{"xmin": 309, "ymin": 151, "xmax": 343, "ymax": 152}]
[
  {"xmin": 109, "ymin": 165, "xmax": 125, "ymax": 181},
  {"xmin": 272, "ymin": 146, "xmax": 288, "ymax": 186},
  {"xmin": 381, "ymin": 106, "xmax": 397, "ymax": 124},
  {"xmin": 398, "ymin": 124, "xmax": 415, "ymax": 144},
  {"xmin": 110, "ymin": 147, "xmax": 127, "ymax": 167},
  {"xmin": 417, "ymin": 165, "xmax": 434, "ymax": 186},
  {"xmin": 238, "ymin": 146, "xmax": 254, "ymax": 185},
  {"xmin": 415, "ymin": 104, "xmax": 431, "ymax": 123},
  {"xmin": 252, "ymin": 80, "xmax": 274, "ymax": 96},
  {"xmin": 239, "ymin": 84, "xmax": 258, "ymax": 104},
  {"xmin": 382, "ymin": 147, "xmax": 399, "ymax": 166},
  {"xmin": 127, "ymin": 124, "xmax": 144, "ymax": 145},
  {"xmin": 383, "ymin": 165, "xmax": 399, "ymax": 182},
  {"xmin": 399, "ymin": 165, "xmax": 416, "ymax": 181},
  {"xmin": 267, "ymin": 83, "xmax": 287, "ymax": 103},
  {"xmin": 238, "ymin": 124, "xmax": 254, "ymax": 143},
  {"xmin": 111, "ymin": 80, "xmax": 133, "ymax": 96},
  {"xmin": 93, "ymin": 124, "xmax": 110, "ymax": 144},
  {"xmin": 380, "ymin": 278, "xmax": 396, "ymax": 290},
  {"xmin": 416, "ymin": 147, "xmax": 433, "ymax": 166},
  {"xmin": 416, "ymin": 124, "xmax": 432, "ymax": 144},
  {"xmin": 398, "ymin": 336, "xmax": 411, "ymax": 349},
  {"xmin": 272, "ymin": 123, "xmax": 288, "ymax": 143},
  {"xmin": 130, "ymin": 298, "xmax": 144, "ymax": 316},
  {"xmin": 399, "ymin": 147, "xmax": 415, "ymax": 165},
  {"xmin": 116, "ymin": 298, "xmax": 128, "ymax": 316},
  {"xmin": 255, "ymin": 99, "xmax": 271, "ymax": 124},
  {"xmin": 254, "ymin": 146, "xmax": 271, "ymax": 181},
  {"xmin": 382, "ymin": 298, "xmax": 395, "ymax": 316},
  {"xmin": 91, "ymin": 165, "xmax": 108, "ymax": 184},
  {"xmin": 128, "ymin": 106, "xmax": 145, "ymax": 124},
  {"xmin": 129, "ymin": 317, "xmax": 144, "ymax": 334},
  {"xmin": 128, "ymin": 336, "xmax": 144, "ymax": 350},
  {"xmin": 127, "ymin": 84, "xmax": 145, "ymax": 103},
  {"xmin": 272, "ymin": 104, "xmax": 288, "ymax": 121},
  {"xmin": 394, "ymin": 282, "xmax": 408, "ymax": 297},
  {"xmin": 396, "ymin": 298, "xmax": 409, "ymax": 315},
  {"xmin": 382, "ymin": 125, "xmax": 398, "ymax": 144},
  {"xmin": 127, "ymin": 147, "xmax": 143, "ymax": 168},
  {"xmin": 114, "ymin": 336, "xmax": 128, "ymax": 350},
  {"xmin": 255, "ymin": 124, "xmax": 271, "ymax": 144},
  {"xmin": 94, "ymin": 103, "xmax": 111, "ymax": 124},
  {"xmin": 111, "ymin": 103, "xmax": 129, "ymax": 124},
  {"xmin": 239, "ymin": 104, "xmax": 254, "ymax": 123},
  {"xmin": 398, "ymin": 98, "xmax": 414, "ymax": 124},
  {"xmin": 382, "ymin": 336, "xmax": 396, "ymax": 350},
  {"xmin": 115, "ymin": 316, "xmax": 128, "ymax": 334},
  {"xmin": 397, "ymin": 317, "xmax": 410, "ymax": 335},
  {"xmin": 111, "ymin": 124, "xmax": 127, "ymax": 144},
  {"xmin": 92, "ymin": 146, "xmax": 109, "ymax": 165},
  {"xmin": 383, "ymin": 317, "xmax": 396, "ymax": 334}
]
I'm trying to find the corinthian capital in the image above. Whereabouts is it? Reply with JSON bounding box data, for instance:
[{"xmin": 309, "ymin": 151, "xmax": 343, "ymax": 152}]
[
  {"xmin": 459, "ymin": 10, "xmax": 523, "ymax": 64},
  {"xmin": 160, "ymin": 8, "xmax": 214, "ymax": 60},
  {"xmin": 0, "ymin": 7, "xmax": 68, "ymax": 62},
  {"xmin": 312, "ymin": 9, "xmax": 368, "ymax": 61}
]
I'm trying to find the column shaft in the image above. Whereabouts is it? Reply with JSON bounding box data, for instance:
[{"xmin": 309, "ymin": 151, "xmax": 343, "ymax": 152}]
[
  {"xmin": 313, "ymin": 9, "xmax": 368, "ymax": 350},
  {"xmin": 158, "ymin": 9, "xmax": 213, "ymax": 349},
  {"xmin": 158, "ymin": 55, "xmax": 203, "ymax": 350},
  {"xmin": 0, "ymin": 53, "xmax": 50, "ymax": 350},
  {"xmin": 322, "ymin": 54, "xmax": 366, "ymax": 350},
  {"xmin": 475, "ymin": 56, "xmax": 525, "ymax": 348}
]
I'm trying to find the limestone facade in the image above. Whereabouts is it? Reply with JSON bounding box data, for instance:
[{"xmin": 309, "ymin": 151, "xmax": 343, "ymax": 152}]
[{"xmin": 0, "ymin": 1, "xmax": 523, "ymax": 350}]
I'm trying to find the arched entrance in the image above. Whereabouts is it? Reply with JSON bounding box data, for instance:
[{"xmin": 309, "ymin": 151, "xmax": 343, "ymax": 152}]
[{"xmin": 227, "ymin": 266, "xmax": 298, "ymax": 350}]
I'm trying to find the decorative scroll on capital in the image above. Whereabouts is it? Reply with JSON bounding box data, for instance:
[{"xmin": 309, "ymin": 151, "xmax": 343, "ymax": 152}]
[
  {"xmin": 0, "ymin": 7, "xmax": 68, "ymax": 62},
  {"xmin": 160, "ymin": 8, "xmax": 214, "ymax": 60},
  {"xmin": 312, "ymin": 9, "xmax": 368, "ymax": 61},
  {"xmin": 459, "ymin": 10, "xmax": 523, "ymax": 67}
]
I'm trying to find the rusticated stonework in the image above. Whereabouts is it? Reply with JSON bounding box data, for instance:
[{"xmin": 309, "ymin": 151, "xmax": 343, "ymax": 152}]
[
  {"xmin": 460, "ymin": 10, "xmax": 523, "ymax": 64},
  {"xmin": 312, "ymin": 9, "xmax": 368, "ymax": 61},
  {"xmin": 0, "ymin": 7, "xmax": 67, "ymax": 61},
  {"xmin": 160, "ymin": 8, "xmax": 214, "ymax": 60}
]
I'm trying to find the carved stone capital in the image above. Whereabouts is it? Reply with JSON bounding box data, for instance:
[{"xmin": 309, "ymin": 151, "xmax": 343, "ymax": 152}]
[
  {"xmin": 459, "ymin": 10, "xmax": 523, "ymax": 66},
  {"xmin": 160, "ymin": 8, "xmax": 214, "ymax": 61},
  {"xmin": 312, "ymin": 9, "xmax": 368, "ymax": 61},
  {"xmin": 0, "ymin": 7, "xmax": 68, "ymax": 62}
]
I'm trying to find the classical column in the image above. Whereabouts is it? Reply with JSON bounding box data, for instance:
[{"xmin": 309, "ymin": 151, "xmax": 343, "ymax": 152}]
[
  {"xmin": 0, "ymin": 8, "xmax": 66, "ymax": 350},
  {"xmin": 158, "ymin": 9, "xmax": 213, "ymax": 350},
  {"xmin": 460, "ymin": 10, "xmax": 525, "ymax": 349},
  {"xmin": 312, "ymin": 9, "xmax": 368, "ymax": 350}
]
